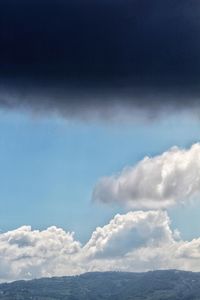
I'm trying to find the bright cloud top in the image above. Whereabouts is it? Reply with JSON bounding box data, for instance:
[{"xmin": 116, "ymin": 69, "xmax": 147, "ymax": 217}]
[
  {"xmin": 93, "ymin": 143, "xmax": 200, "ymax": 209},
  {"xmin": 1, "ymin": 210, "xmax": 200, "ymax": 282}
]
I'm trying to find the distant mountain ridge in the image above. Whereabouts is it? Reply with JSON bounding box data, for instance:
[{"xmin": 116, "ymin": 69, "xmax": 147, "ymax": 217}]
[{"xmin": 0, "ymin": 270, "xmax": 200, "ymax": 300}]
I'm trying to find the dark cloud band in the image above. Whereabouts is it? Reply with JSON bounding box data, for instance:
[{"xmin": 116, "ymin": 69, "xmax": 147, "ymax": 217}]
[{"xmin": 0, "ymin": 0, "xmax": 200, "ymax": 119}]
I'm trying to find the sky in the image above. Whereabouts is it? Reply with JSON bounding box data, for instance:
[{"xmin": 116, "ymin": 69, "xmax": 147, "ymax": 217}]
[
  {"xmin": 1, "ymin": 0, "xmax": 200, "ymax": 283},
  {"xmin": 0, "ymin": 111, "xmax": 199, "ymax": 243}
]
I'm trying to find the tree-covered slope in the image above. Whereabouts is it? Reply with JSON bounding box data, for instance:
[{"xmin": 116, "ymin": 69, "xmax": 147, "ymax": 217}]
[{"xmin": 0, "ymin": 270, "xmax": 200, "ymax": 300}]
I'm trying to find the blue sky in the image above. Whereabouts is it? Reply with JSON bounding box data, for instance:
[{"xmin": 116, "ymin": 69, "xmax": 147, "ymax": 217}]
[{"xmin": 0, "ymin": 110, "xmax": 199, "ymax": 243}]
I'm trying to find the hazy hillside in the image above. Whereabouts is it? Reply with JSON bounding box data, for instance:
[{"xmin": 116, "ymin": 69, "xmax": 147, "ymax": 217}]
[{"xmin": 0, "ymin": 270, "xmax": 200, "ymax": 299}]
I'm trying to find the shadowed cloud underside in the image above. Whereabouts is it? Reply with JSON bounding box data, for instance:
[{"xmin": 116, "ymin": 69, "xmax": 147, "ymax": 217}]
[{"xmin": 1, "ymin": 0, "xmax": 200, "ymax": 119}]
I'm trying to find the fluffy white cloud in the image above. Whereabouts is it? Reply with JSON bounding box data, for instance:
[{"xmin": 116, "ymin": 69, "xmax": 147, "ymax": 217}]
[
  {"xmin": 1, "ymin": 210, "xmax": 200, "ymax": 282},
  {"xmin": 92, "ymin": 143, "xmax": 200, "ymax": 209},
  {"xmin": 83, "ymin": 211, "xmax": 174, "ymax": 258},
  {"xmin": 0, "ymin": 226, "xmax": 81, "ymax": 282}
]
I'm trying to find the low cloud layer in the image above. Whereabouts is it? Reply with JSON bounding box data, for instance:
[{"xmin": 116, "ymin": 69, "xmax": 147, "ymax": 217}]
[
  {"xmin": 1, "ymin": 0, "xmax": 200, "ymax": 120},
  {"xmin": 93, "ymin": 143, "xmax": 200, "ymax": 209},
  {"xmin": 1, "ymin": 210, "xmax": 200, "ymax": 282}
]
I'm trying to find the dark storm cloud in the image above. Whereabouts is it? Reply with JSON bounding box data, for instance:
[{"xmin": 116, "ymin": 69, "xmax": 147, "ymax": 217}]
[{"xmin": 1, "ymin": 0, "xmax": 200, "ymax": 119}]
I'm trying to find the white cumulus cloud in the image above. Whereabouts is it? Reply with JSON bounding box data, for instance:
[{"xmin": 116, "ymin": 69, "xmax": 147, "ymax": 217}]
[
  {"xmin": 83, "ymin": 210, "xmax": 174, "ymax": 258},
  {"xmin": 92, "ymin": 143, "xmax": 200, "ymax": 209},
  {"xmin": 1, "ymin": 210, "xmax": 200, "ymax": 282},
  {"xmin": 0, "ymin": 226, "xmax": 81, "ymax": 282}
]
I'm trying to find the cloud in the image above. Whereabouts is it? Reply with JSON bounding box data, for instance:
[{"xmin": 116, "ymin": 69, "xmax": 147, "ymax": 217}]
[
  {"xmin": 0, "ymin": 226, "xmax": 81, "ymax": 282},
  {"xmin": 1, "ymin": 210, "xmax": 200, "ymax": 282},
  {"xmin": 1, "ymin": 0, "xmax": 200, "ymax": 120},
  {"xmin": 93, "ymin": 143, "xmax": 200, "ymax": 209},
  {"xmin": 83, "ymin": 211, "xmax": 173, "ymax": 258}
]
